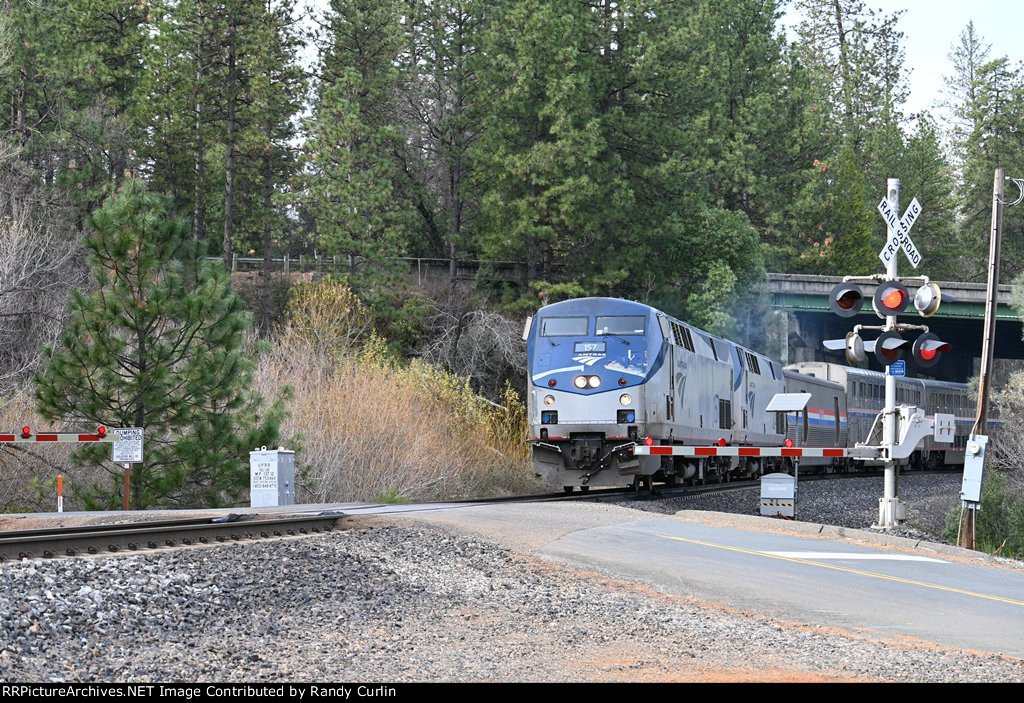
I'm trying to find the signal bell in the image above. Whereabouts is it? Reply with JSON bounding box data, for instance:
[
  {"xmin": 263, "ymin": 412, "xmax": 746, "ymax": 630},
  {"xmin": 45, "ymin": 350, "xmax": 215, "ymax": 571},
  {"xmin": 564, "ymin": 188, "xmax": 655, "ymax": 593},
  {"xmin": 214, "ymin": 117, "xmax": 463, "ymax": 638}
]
[
  {"xmin": 844, "ymin": 332, "xmax": 866, "ymax": 365},
  {"xmin": 873, "ymin": 331, "xmax": 910, "ymax": 366},
  {"xmin": 912, "ymin": 332, "xmax": 951, "ymax": 368},
  {"xmin": 828, "ymin": 283, "xmax": 864, "ymax": 317},
  {"xmin": 914, "ymin": 283, "xmax": 942, "ymax": 317},
  {"xmin": 872, "ymin": 281, "xmax": 910, "ymax": 318}
]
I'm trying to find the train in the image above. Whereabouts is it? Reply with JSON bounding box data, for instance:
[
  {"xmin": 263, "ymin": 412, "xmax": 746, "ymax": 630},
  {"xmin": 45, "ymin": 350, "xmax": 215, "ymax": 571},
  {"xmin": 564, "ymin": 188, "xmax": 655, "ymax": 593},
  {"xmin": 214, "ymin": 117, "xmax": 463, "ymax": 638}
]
[{"xmin": 524, "ymin": 297, "xmax": 975, "ymax": 491}]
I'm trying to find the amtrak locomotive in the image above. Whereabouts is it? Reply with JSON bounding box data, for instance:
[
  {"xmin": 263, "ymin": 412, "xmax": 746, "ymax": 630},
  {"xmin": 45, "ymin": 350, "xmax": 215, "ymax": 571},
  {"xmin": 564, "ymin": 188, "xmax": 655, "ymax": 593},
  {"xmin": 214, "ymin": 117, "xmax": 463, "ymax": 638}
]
[{"xmin": 525, "ymin": 297, "xmax": 973, "ymax": 490}]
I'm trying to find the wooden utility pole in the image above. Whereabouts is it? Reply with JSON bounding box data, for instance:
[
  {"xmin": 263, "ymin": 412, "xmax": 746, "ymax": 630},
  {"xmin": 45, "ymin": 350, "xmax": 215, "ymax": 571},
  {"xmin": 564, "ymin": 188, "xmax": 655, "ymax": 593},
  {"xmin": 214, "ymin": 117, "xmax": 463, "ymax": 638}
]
[{"xmin": 961, "ymin": 169, "xmax": 1005, "ymax": 550}]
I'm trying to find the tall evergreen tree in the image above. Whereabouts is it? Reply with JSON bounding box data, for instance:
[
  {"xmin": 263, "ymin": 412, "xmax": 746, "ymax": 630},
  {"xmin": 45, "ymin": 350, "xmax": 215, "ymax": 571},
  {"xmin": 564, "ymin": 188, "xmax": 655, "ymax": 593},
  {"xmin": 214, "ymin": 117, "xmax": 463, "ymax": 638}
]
[
  {"xmin": 944, "ymin": 25, "xmax": 1024, "ymax": 277},
  {"xmin": 245, "ymin": 0, "xmax": 305, "ymax": 332},
  {"xmin": 304, "ymin": 0, "xmax": 413, "ymax": 287},
  {"xmin": 35, "ymin": 181, "xmax": 283, "ymax": 509}
]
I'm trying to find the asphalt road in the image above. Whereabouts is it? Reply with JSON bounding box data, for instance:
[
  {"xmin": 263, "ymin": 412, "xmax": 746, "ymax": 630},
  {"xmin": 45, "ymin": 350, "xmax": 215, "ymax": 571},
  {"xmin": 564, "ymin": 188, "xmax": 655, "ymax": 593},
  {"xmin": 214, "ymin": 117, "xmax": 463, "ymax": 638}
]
[
  {"xmin": 537, "ymin": 516, "xmax": 1024, "ymax": 657},
  {"xmin": 381, "ymin": 502, "xmax": 1024, "ymax": 658}
]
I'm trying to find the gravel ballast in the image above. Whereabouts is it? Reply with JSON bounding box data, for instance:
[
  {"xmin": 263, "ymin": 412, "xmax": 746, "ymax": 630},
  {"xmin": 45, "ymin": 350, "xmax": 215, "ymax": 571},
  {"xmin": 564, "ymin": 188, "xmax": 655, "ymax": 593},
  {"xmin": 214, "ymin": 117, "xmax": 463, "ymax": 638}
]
[
  {"xmin": 616, "ymin": 472, "xmax": 964, "ymax": 542},
  {"xmin": 2, "ymin": 520, "xmax": 1023, "ymax": 683}
]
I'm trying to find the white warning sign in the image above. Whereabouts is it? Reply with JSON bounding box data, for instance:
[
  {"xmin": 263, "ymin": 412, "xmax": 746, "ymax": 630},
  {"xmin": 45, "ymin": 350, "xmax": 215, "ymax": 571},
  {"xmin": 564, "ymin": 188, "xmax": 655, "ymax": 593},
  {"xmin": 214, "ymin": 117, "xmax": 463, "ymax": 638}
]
[
  {"xmin": 250, "ymin": 458, "xmax": 278, "ymax": 491},
  {"xmin": 112, "ymin": 427, "xmax": 144, "ymax": 463}
]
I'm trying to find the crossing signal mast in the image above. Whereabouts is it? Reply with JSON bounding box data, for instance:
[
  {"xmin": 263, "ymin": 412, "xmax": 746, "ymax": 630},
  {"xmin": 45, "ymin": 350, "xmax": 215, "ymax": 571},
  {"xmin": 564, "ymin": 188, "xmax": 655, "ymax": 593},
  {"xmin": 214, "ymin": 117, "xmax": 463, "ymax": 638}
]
[{"xmin": 822, "ymin": 179, "xmax": 955, "ymax": 528}]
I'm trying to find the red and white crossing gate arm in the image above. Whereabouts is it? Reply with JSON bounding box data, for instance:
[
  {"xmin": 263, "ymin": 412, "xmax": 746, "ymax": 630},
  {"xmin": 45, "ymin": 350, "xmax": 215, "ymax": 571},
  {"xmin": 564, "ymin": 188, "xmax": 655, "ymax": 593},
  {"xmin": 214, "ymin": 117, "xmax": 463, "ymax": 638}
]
[
  {"xmin": 633, "ymin": 445, "xmax": 881, "ymax": 459},
  {"xmin": 0, "ymin": 427, "xmax": 115, "ymax": 443}
]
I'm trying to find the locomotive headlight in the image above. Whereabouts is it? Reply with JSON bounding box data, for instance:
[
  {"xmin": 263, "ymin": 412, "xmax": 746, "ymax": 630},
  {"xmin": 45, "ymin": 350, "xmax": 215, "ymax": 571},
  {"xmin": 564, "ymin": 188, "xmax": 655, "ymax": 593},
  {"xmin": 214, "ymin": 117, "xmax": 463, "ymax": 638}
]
[
  {"xmin": 619, "ymin": 394, "xmax": 632, "ymax": 406},
  {"xmin": 573, "ymin": 376, "xmax": 588, "ymax": 389},
  {"xmin": 587, "ymin": 376, "xmax": 601, "ymax": 388},
  {"xmin": 544, "ymin": 395, "xmax": 555, "ymax": 406}
]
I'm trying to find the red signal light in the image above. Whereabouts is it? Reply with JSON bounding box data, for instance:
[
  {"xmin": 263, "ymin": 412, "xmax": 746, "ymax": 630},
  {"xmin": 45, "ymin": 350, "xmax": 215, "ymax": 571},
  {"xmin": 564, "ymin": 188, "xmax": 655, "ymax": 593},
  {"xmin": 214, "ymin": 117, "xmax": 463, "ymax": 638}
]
[
  {"xmin": 912, "ymin": 333, "xmax": 950, "ymax": 369},
  {"xmin": 828, "ymin": 283, "xmax": 864, "ymax": 317},
  {"xmin": 784, "ymin": 438, "xmax": 794, "ymax": 448},
  {"xmin": 882, "ymin": 289, "xmax": 906, "ymax": 309},
  {"xmin": 836, "ymin": 290, "xmax": 860, "ymax": 310},
  {"xmin": 20, "ymin": 426, "xmax": 30, "ymax": 438},
  {"xmin": 872, "ymin": 281, "xmax": 910, "ymax": 317},
  {"xmin": 717, "ymin": 437, "xmax": 727, "ymax": 447},
  {"xmin": 97, "ymin": 426, "xmax": 107, "ymax": 438},
  {"xmin": 644, "ymin": 436, "xmax": 654, "ymax": 446}
]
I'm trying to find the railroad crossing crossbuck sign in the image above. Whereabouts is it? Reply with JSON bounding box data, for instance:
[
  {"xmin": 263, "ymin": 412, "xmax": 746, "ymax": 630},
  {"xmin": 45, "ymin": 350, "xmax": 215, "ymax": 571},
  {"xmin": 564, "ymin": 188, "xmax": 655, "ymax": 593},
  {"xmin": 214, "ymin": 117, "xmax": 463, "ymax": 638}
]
[{"xmin": 878, "ymin": 196, "xmax": 922, "ymax": 268}]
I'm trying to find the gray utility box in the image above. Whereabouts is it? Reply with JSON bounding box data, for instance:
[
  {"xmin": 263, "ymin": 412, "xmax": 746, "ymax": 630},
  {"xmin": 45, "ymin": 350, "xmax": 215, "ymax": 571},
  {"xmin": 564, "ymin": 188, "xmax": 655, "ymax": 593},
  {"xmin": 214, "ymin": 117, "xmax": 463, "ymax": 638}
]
[
  {"xmin": 760, "ymin": 472, "xmax": 796, "ymax": 518},
  {"xmin": 249, "ymin": 447, "xmax": 296, "ymax": 508}
]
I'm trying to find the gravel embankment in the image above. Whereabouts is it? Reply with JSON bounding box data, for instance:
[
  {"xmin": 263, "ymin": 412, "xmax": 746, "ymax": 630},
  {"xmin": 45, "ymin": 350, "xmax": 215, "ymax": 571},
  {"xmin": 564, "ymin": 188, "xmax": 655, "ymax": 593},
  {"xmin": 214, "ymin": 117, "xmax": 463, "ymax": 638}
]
[
  {"xmin": 2, "ymin": 521, "xmax": 1023, "ymax": 683},
  {"xmin": 616, "ymin": 473, "xmax": 963, "ymax": 543}
]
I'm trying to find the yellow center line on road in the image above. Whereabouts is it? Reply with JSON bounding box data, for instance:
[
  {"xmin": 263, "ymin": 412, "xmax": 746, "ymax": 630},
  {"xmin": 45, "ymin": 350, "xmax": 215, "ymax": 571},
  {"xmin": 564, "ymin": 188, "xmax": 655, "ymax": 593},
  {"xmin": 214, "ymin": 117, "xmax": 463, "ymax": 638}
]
[{"xmin": 658, "ymin": 534, "xmax": 1024, "ymax": 608}]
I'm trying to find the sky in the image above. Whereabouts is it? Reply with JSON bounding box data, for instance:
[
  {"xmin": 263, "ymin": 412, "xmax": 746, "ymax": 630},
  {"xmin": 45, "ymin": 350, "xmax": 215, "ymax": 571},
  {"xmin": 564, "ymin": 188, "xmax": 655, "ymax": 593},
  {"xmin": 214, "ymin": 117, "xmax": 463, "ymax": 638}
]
[{"xmin": 781, "ymin": 0, "xmax": 1024, "ymax": 117}]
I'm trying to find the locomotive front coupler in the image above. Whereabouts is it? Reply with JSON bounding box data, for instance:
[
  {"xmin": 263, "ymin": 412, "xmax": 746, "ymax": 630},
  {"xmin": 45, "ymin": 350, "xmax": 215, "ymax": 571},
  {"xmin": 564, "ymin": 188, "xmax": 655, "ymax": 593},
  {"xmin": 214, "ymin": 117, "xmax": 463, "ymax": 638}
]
[{"xmin": 580, "ymin": 441, "xmax": 637, "ymax": 485}]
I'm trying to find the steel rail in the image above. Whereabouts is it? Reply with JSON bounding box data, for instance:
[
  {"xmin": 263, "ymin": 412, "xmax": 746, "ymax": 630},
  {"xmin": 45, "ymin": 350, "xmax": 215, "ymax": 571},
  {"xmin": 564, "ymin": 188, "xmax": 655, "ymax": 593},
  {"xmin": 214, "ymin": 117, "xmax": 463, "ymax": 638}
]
[{"xmin": 0, "ymin": 514, "xmax": 341, "ymax": 561}]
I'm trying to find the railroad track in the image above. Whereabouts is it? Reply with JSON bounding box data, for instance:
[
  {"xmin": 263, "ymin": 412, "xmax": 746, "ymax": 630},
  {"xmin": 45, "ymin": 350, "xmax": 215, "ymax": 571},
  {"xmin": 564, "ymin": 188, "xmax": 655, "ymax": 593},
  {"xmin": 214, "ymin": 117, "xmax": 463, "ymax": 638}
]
[
  {"xmin": 0, "ymin": 468, "xmax": 958, "ymax": 560},
  {"xmin": 0, "ymin": 513, "xmax": 342, "ymax": 561}
]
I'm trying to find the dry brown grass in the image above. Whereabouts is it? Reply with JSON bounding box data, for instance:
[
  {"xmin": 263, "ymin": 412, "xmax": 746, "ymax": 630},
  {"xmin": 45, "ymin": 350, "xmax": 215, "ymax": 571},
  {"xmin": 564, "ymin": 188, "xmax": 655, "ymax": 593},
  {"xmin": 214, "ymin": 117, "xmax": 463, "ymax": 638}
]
[{"xmin": 251, "ymin": 279, "xmax": 536, "ymax": 503}]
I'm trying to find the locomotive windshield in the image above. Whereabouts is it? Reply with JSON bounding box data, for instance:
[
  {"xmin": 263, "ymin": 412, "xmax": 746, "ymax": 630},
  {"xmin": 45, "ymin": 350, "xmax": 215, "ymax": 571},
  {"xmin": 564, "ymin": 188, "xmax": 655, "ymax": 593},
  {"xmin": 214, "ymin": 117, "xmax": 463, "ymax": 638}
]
[
  {"xmin": 540, "ymin": 317, "xmax": 588, "ymax": 336},
  {"xmin": 595, "ymin": 316, "xmax": 646, "ymax": 336}
]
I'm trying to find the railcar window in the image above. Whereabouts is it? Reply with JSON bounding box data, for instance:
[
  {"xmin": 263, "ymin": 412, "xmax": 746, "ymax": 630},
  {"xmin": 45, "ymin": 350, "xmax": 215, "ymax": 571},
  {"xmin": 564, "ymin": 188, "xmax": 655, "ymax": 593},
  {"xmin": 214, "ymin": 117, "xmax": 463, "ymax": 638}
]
[
  {"xmin": 540, "ymin": 317, "xmax": 587, "ymax": 336},
  {"xmin": 596, "ymin": 316, "xmax": 646, "ymax": 336}
]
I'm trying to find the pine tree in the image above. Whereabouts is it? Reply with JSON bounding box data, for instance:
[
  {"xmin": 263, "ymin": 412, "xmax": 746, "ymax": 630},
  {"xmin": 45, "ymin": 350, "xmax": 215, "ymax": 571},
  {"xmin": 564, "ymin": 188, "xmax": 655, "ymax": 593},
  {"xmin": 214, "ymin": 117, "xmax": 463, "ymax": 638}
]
[
  {"xmin": 304, "ymin": 0, "xmax": 413, "ymax": 286},
  {"xmin": 35, "ymin": 180, "xmax": 284, "ymax": 509}
]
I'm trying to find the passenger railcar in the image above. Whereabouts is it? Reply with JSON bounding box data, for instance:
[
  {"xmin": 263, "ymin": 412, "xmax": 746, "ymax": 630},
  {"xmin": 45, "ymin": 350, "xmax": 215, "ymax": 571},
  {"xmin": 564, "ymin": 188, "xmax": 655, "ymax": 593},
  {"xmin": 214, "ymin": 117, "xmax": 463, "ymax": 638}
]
[
  {"xmin": 785, "ymin": 361, "xmax": 972, "ymax": 468},
  {"xmin": 526, "ymin": 297, "xmax": 975, "ymax": 490}
]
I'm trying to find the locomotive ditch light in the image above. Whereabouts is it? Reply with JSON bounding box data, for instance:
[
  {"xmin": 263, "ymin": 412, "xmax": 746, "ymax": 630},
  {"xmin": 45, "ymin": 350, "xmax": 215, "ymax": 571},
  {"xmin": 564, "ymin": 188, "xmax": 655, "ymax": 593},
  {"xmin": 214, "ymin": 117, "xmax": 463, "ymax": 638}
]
[
  {"xmin": 828, "ymin": 282, "xmax": 864, "ymax": 318},
  {"xmin": 912, "ymin": 332, "xmax": 951, "ymax": 369},
  {"xmin": 872, "ymin": 281, "xmax": 910, "ymax": 318},
  {"xmin": 913, "ymin": 283, "xmax": 942, "ymax": 317},
  {"xmin": 872, "ymin": 331, "xmax": 910, "ymax": 366}
]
